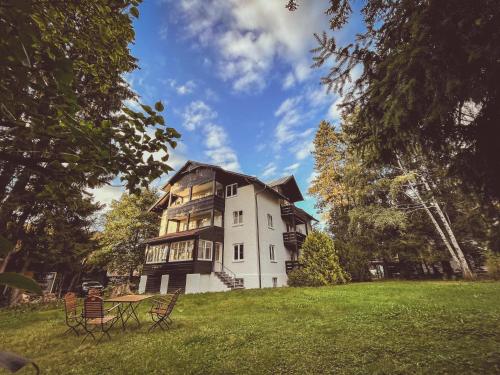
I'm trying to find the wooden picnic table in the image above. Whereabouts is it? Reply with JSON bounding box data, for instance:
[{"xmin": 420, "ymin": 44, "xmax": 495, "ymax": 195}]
[{"xmin": 104, "ymin": 294, "xmax": 153, "ymax": 330}]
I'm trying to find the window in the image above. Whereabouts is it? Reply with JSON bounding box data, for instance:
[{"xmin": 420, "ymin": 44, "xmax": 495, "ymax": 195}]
[
  {"xmin": 189, "ymin": 211, "xmax": 211, "ymax": 230},
  {"xmin": 191, "ymin": 181, "xmax": 213, "ymax": 201},
  {"xmin": 269, "ymin": 245, "xmax": 276, "ymax": 262},
  {"xmin": 197, "ymin": 240, "xmax": 213, "ymax": 261},
  {"xmin": 232, "ymin": 210, "xmax": 243, "ymax": 225},
  {"xmin": 168, "ymin": 240, "xmax": 194, "ymax": 262},
  {"xmin": 233, "ymin": 243, "xmax": 244, "ymax": 261},
  {"xmin": 226, "ymin": 183, "xmax": 238, "ymax": 197},
  {"xmin": 145, "ymin": 244, "xmax": 168, "ymax": 264},
  {"xmin": 272, "ymin": 277, "xmax": 278, "ymax": 288},
  {"xmin": 267, "ymin": 214, "xmax": 273, "ymax": 229},
  {"xmin": 213, "ymin": 210, "xmax": 223, "ymax": 227}
]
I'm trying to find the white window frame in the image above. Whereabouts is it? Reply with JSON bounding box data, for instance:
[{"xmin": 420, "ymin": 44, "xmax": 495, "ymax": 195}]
[
  {"xmin": 269, "ymin": 244, "xmax": 276, "ymax": 262},
  {"xmin": 145, "ymin": 244, "xmax": 168, "ymax": 264},
  {"xmin": 233, "ymin": 243, "xmax": 244, "ymax": 262},
  {"xmin": 267, "ymin": 213, "xmax": 273, "ymax": 229},
  {"xmin": 197, "ymin": 240, "xmax": 213, "ymax": 261},
  {"xmin": 232, "ymin": 210, "xmax": 243, "ymax": 226},
  {"xmin": 168, "ymin": 240, "xmax": 194, "ymax": 262},
  {"xmin": 226, "ymin": 183, "xmax": 238, "ymax": 198}
]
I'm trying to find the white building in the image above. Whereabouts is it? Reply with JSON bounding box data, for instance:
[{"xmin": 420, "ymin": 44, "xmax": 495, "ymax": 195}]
[{"xmin": 140, "ymin": 161, "xmax": 316, "ymax": 294}]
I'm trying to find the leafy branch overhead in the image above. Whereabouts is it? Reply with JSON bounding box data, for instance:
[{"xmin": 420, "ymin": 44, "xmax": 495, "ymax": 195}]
[{"xmin": 291, "ymin": 0, "xmax": 500, "ymax": 200}]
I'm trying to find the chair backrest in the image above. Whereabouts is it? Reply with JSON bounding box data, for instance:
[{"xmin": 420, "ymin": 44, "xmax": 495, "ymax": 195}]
[
  {"xmin": 63, "ymin": 292, "xmax": 78, "ymax": 318},
  {"xmin": 88, "ymin": 288, "xmax": 102, "ymax": 296},
  {"xmin": 83, "ymin": 295, "xmax": 104, "ymax": 319},
  {"xmin": 164, "ymin": 289, "xmax": 181, "ymax": 316}
]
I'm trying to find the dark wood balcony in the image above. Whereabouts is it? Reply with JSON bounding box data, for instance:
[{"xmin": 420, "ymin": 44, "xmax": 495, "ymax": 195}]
[
  {"xmin": 283, "ymin": 231, "xmax": 306, "ymax": 251},
  {"xmin": 285, "ymin": 260, "xmax": 301, "ymax": 274},
  {"xmin": 167, "ymin": 195, "xmax": 224, "ymax": 219},
  {"xmin": 280, "ymin": 204, "xmax": 312, "ymax": 224}
]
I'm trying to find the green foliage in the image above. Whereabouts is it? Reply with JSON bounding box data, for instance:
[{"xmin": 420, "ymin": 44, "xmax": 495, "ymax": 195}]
[
  {"xmin": 288, "ymin": 231, "xmax": 349, "ymax": 287},
  {"xmin": 91, "ymin": 189, "xmax": 160, "ymax": 276},
  {"xmin": 486, "ymin": 252, "xmax": 500, "ymax": 280},
  {"xmin": 0, "ymin": 273, "xmax": 42, "ymax": 295},
  {"xmin": 308, "ymin": 0, "xmax": 500, "ymax": 199},
  {"xmin": 0, "ymin": 0, "xmax": 180, "ymax": 270}
]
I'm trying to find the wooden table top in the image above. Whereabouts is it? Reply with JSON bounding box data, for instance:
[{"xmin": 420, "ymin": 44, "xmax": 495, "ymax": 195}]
[{"xmin": 104, "ymin": 294, "xmax": 153, "ymax": 303}]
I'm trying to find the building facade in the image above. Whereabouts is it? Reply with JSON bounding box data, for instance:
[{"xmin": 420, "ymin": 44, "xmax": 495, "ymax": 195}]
[{"xmin": 139, "ymin": 161, "xmax": 315, "ymax": 294}]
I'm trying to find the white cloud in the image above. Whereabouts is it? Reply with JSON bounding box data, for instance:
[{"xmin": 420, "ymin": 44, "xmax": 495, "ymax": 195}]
[
  {"xmin": 182, "ymin": 100, "xmax": 217, "ymax": 130},
  {"xmin": 172, "ymin": 0, "xmax": 328, "ymax": 92},
  {"xmin": 159, "ymin": 24, "xmax": 168, "ymax": 40},
  {"xmin": 261, "ymin": 162, "xmax": 277, "ymax": 178},
  {"xmin": 284, "ymin": 162, "xmax": 300, "ymax": 173},
  {"xmin": 294, "ymin": 139, "xmax": 314, "ymax": 160},
  {"xmin": 166, "ymin": 79, "xmax": 196, "ymax": 96},
  {"xmin": 327, "ymin": 97, "xmax": 343, "ymax": 121},
  {"xmin": 181, "ymin": 100, "xmax": 240, "ymax": 171},
  {"xmin": 282, "ymin": 73, "xmax": 296, "ymax": 89},
  {"xmin": 307, "ymin": 171, "xmax": 318, "ymax": 185},
  {"xmin": 89, "ymin": 185, "xmax": 124, "ymax": 209}
]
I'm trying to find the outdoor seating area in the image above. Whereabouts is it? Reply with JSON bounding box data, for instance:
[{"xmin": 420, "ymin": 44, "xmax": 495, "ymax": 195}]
[{"xmin": 62, "ymin": 289, "xmax": 182, "ymax": 343}]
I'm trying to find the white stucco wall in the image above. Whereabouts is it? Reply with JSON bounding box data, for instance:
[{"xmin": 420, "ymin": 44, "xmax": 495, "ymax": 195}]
[
  {"xmin": 185, "ymin": 273, "xmax": 230, "ymax": 294},
  {"xmin": 256, "ymin": 190, "xmax": 291, "ymax": 288},
  {"xmin": 223, "ymin": 183, "xmax": 260, "ymax": 288}
]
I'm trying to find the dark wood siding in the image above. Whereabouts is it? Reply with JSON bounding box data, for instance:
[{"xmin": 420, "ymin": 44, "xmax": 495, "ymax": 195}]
[{"xmin": 167, "ymin": 195, "xmax": 224, "ymax": 219}]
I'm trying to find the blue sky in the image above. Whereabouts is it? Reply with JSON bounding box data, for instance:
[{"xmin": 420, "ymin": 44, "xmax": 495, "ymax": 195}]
[{"xmin": 92, "ymin": 0, "xmax": 363, "ymax": 220}]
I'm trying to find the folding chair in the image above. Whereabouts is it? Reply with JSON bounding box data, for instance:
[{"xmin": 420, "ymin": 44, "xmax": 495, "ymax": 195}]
[
  {"xmin": 81, "ymin": 295, "xmax": 121, "ymax": 343},
  {"xmin": 63, "ymin": 292, "xmax": 84, "ymax": 336},
  {"xmin": 148, "ymin": 289, "xmax": 181, "ymax": 333}
]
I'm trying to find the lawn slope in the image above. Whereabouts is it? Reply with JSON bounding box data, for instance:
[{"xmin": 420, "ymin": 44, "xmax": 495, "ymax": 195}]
[{"xmin": 1, "ymin": 281, "xmax": 499, "ymax": 374}]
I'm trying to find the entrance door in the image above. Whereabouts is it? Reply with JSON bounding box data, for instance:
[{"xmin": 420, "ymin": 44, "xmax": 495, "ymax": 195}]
[{"xmin": 214, "ymin": 242, "xmax": 223, "ymax": 272}]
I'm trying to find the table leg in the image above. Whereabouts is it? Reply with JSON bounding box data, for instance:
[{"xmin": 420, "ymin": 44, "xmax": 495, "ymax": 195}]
[{"xmin": 129, "ymin": 302, "xmax": 142, "ymax": 327}]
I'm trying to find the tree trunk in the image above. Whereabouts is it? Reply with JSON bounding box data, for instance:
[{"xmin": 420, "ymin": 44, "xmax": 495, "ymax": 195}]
[
  {"xmin": 419, "ymin": 174, "xmax": 474, "ymax": 279},
  {"xmin": 9, "ymin": 254, "xmax": 31, "ymax": 307},
  {"xmin": 396, "ymin": 158, "xmax": 461, "ymax": 265}
]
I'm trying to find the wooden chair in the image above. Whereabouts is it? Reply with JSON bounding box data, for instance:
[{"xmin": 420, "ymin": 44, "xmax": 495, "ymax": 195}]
[
  {"xmin": 63, "ymin": 292, "xmax": 84, "ymax": 336},
  {"xmin": 88, "ymin": 287, "xmax": 102, "ymax": 296},
  {"xmin": 81, "ymin": 295, "xmax": 121, "ymax": 343},
  {"xmin": 148, "ymin": 289, "xmax": 181, "ymax": 333}
]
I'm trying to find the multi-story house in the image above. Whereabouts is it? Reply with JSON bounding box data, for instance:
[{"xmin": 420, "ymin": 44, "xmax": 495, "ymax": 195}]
[{"xmin": 139, "ymin": 161, "xmax": 316, "ymax": 294}]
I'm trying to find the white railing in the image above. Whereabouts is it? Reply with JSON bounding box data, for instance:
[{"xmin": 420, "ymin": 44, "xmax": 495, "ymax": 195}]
[{"xmin": 214, "ymin": 261, "xmax": 237, "ymax": 288}]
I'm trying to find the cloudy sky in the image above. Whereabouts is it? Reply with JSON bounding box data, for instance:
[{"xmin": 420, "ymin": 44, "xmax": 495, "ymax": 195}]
[{"xmin": 91, "ymin": 0, "xmax": 363, "ymax": 218}]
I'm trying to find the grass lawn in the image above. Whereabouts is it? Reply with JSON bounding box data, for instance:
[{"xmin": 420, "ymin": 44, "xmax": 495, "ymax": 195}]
[{"xmin": 1, "ymin": 281, "xmax": 499, "ymax": 374}]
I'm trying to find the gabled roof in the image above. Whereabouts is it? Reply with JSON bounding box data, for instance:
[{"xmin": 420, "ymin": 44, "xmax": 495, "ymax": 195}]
[
  {"xmin": 150, "ymin": 161, "xmax": 312, "ymax": 216},
  {"xmin": 268, "ymin": 175, "xmax": 304, "ymax": 203}
]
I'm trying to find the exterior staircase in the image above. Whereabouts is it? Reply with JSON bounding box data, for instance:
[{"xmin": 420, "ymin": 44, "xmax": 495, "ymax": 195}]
[{"xmin": 215, "ymin": 271, "xmax": 244, "ymax": 290}]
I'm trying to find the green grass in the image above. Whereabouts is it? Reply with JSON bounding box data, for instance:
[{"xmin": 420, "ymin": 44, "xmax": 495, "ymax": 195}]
[{"xmin": 1, "ymin": 281, "xmax": 499, "ymax": 374}]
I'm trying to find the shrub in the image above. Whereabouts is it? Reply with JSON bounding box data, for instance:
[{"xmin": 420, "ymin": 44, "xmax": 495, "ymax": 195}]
[
  {"xmin": 287, "ymin": 231, "xmax": 350, "ymax": 287},
  {"xmin": 486, "ymin": 252, "xmax": 500, "ymax": 280}
]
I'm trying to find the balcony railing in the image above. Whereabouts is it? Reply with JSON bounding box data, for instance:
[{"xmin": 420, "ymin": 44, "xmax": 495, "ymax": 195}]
[
  {"xmin": 281, "ymin": 204, "xmax": 309, "ymax": 223},
  {"xmin": 285, "ymin": 260, "xmax": 301, "ymax": 274},
  {"xmin": 283, "ymin": 231, "xmax": 306, "ymax": 250},
  {"xmin": 167, "ymin": 195, "xmax": 225, "ymax": 219}
]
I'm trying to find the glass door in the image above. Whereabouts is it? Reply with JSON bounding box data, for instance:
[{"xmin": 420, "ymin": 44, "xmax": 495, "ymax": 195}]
[{"xmin": 214, "ymin": 242, "xmax": 223, "ymax": 272}]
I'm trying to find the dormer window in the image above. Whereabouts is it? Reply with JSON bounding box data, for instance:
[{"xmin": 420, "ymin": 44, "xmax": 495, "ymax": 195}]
[{"xmin": 226, "ymin": 183, "xmax": 238, "ymax": 197}]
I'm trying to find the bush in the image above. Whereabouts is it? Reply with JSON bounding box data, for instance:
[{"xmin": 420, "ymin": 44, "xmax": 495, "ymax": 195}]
[
  {"xmin": 486, "ymin": 252, "xmax": 500, "ymax": 280},
  {"xmin": 287, "ymin": 231, "xmax": 350, "ymax": 287}
]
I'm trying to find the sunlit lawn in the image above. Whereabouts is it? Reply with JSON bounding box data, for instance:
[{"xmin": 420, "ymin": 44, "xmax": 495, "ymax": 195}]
[{"xmin": 1, "ymin": 281, "xmax": 499, "ymax": 374}]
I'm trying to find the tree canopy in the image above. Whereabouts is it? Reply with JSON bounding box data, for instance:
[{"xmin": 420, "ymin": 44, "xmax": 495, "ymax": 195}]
[
  {"xmin": 90, "ymin": 190, "xmax": 159, "ymax": 278},
  {"xmin": 0, "ymin": 0, "xmax": 180, "ymax": 274},
  {"xmin": 289, "ymin": 0, "xmax": 500, "ymax": 200}
]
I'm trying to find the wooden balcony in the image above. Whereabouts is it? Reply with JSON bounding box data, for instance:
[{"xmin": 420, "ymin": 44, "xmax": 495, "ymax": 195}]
[
  {"xmin": 167, "ymin": 195, "xmax": 224, "ymax": 219},
  {"xmin": 280, "ymin": 204, "xmax": 310, "ymax": 224},
  {"xmin": 285, "ymin": 260, "xmax": 301, "ymax": 274},
  {"xmin": 283, "ymin": 231, "xmax": 306, "ymax": 251}
]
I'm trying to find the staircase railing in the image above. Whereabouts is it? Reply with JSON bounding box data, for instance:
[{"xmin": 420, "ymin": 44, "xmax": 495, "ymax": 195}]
[{"xmin": 214, "ymin": 261, "xmax": 237, "ymax": 288}]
